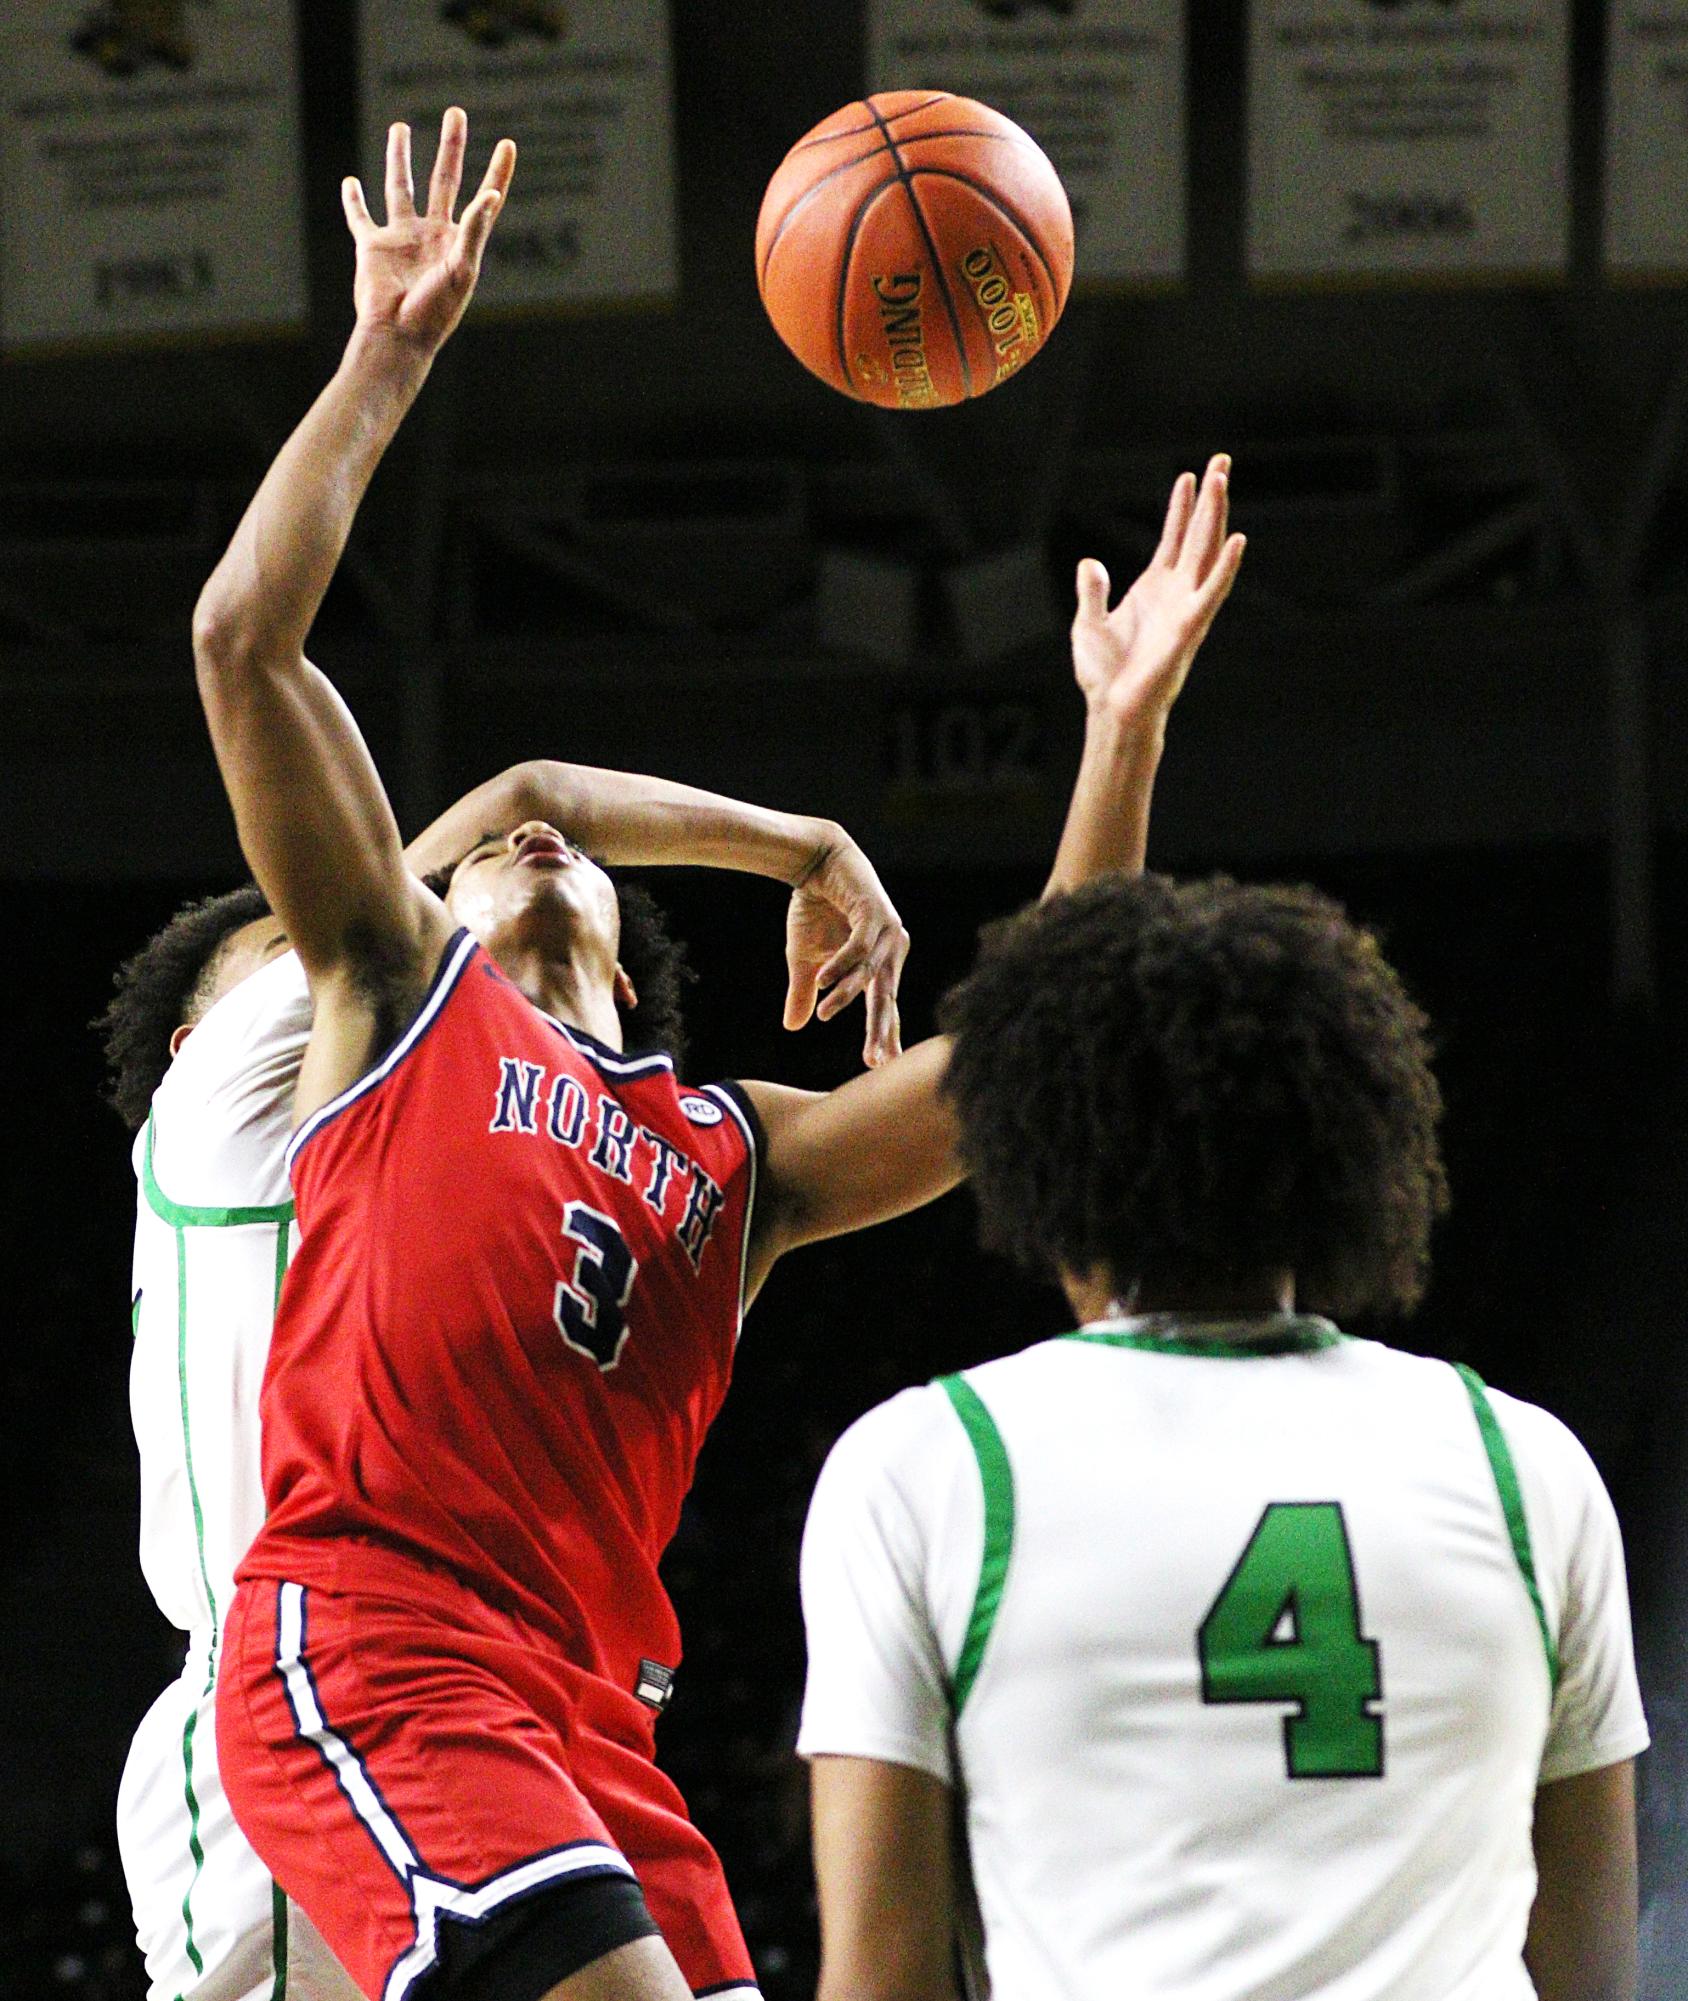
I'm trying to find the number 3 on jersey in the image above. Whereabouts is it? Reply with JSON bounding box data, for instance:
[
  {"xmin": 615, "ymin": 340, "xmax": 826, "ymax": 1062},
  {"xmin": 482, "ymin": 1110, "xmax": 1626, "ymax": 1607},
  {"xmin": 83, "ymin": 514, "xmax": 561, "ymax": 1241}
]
[
  {"xmin": 1198, "ymin": 1502, "xmax": 1384, "ymax": 1779},
  {"xmin": 554, "ymin": 1202, "xmax": 639, "ymax": 1371}
]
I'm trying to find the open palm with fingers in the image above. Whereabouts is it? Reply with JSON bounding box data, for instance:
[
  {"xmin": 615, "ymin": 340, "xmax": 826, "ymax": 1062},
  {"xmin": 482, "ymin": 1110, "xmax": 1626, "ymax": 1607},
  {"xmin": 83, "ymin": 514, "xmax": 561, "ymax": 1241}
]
[
  {"xmin": 342, "ymin": 107, "xmax": 517, "ymax": 355},
  {"xmin": 1071, "ymin": 455, "xmax": 1245, "ymax": 726}
]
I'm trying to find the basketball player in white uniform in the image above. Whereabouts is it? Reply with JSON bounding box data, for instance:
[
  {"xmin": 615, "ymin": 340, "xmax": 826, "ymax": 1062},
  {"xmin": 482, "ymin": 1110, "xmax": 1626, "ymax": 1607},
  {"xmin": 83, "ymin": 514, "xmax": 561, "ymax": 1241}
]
[
  {"xmin": 107, "ymin": 752, "xmax": 923, "ymax": 2001},
  {"xmin": 799, "ymin": 874, "xmax": 1648, "ymax": 2001}
]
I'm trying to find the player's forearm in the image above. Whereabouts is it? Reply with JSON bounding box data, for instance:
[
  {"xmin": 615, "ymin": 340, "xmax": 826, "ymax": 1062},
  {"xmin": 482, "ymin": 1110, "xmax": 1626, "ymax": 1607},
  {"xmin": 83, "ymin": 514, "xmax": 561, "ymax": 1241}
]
[
  {"xmin": 192, "ymin": 327, "xmax": 430, "ymax": 682},
  {"xmin": 1043, "ymin": 703, "xmax": 1166, "ymax": 897},
  {"xmin": 406, "ymin": 759, "xmax": 848, "ymax": 886}
]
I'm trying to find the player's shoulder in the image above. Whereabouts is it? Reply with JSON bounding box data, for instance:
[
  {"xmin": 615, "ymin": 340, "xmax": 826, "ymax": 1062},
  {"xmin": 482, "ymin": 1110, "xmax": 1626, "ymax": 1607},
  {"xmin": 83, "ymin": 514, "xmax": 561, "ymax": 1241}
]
[
  {"xmin": 827, "ymin": 1382, "xmax": 962, "ymax": 1482},
  {"xmin": 818, "ymin": 1382, "xmax": 993, "ymax": 1520},
  {"xmin": 1478, "ymin": 1379, "xmax": 1610, "ymax": 1505},
  {"xmin": 152, "ymin": 948, "xmax": 310, "ymax": 1108}
]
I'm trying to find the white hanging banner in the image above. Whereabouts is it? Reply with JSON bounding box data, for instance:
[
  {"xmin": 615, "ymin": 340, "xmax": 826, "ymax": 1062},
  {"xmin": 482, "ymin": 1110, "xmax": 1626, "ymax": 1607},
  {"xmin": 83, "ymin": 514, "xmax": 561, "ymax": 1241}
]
[
  {"xmin": 358, "ymin": 0, "xmax": 677, "ymax": 312},
  {"xmin": 1605, "ymin": 4, "xmax": 1688, "ymax": 276},
  {"xmin": 868, "ymin": 0, "xmax": 1186, "ymax": 287},
  {"xmin": 0, "ymin": 1, "xmax": 305, "ymax": 352},
  {"xmin": 1248, "ymin": 0, "xmax": 1570, "ymax": 283}
]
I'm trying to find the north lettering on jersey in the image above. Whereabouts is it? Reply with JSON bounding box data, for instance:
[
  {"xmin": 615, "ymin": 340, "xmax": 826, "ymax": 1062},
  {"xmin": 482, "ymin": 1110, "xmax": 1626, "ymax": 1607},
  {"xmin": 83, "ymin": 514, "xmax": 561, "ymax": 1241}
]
[
  {"xmin": 489, "ymin": 1056, "xmax": 547, "ymax": 1134},
  {"xmin": 641, "ymin": 1130, "xmax": 685, "ymax": 1215},
  {"xmin": 590, "ymin": 1098, "xmax": 638, "ymax": 1183},
  {"xmin": 678, "ymin": 1168, "xmax": 726, "ymax": 1272},
  {"xmin": 487, "ymin": 1052, "xmax": 729, "ymax": 1267},
  {"xmin": 547, "ymin": 1073, "xmax": 587, "ymax": 1146}
]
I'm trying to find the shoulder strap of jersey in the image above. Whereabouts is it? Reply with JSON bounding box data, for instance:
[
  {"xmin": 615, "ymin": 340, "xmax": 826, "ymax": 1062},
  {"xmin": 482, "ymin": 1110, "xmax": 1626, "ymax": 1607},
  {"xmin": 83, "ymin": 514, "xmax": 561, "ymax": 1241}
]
[
  {"xmin": 1453, "ymin": 1361, "xmax": 1561, "ymax": 1690},
  {"xmin": 935, "ymin": 1373, "xmax": 1016, "ymax": 1719}
]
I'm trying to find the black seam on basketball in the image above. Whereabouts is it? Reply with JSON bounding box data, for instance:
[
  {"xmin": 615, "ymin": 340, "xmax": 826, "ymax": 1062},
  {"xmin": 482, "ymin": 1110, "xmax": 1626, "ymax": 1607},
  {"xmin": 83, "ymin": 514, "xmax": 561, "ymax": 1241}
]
[
  {"xmin": 896, "ymin": 129, "xmax": 1041, "ymax": 152},
  {"xmin": 834, "ymin": 176, "xmax": 904, "ymax": 395},
  {"xmin": 792, "ymin": 94, "xmax": 951, "ymax": 150},
  {"xmin": 907, "ymin": 167, "xmax": 1062, "ymax": 299},
  {"xmin": 759, "ymin": 150, "xmax": 898, "ymax": 291},
  {"xmin": 866, "ymin": 100, "xmax": 974, "ymax": 400}
]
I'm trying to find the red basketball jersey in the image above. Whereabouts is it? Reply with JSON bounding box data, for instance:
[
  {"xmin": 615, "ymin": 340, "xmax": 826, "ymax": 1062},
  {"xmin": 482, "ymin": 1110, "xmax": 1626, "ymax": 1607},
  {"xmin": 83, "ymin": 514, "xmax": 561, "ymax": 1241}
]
[{"xmin": 238, "ymin": 931, "xmax": 761, "ymax": 1703}]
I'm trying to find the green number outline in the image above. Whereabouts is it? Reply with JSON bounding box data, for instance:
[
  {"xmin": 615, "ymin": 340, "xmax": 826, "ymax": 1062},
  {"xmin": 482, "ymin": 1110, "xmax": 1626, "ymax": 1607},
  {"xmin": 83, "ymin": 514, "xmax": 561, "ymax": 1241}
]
[{"xmin": 1197, "ymin": 1501, "xmax": 1385, "ymax": 1780}]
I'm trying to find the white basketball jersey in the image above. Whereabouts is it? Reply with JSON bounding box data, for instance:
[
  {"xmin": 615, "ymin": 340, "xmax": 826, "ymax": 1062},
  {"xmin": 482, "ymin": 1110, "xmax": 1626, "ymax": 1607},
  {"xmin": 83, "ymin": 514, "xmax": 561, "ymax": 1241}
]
[
  {"xmin": 129, "ymin": 950, "xmax": 309, "ymax": 1640},
  {"xmin": 798, "ymin": 1318, "xmax": 1649, "ymax": 2001}
]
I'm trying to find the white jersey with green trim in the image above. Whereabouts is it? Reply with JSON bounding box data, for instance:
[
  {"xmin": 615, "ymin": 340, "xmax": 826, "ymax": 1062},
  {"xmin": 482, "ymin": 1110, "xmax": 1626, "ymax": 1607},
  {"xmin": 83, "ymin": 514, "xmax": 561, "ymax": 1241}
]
[
  {"xmin": 117, "ymin": 947, "xmax": 357, "ymax": 2001},
  {"xmin": 797, "ymin": 1317, "xmax": 1649, "ymax": 2001},
  {"xmin": 128, "ymin": 948, "xmax": 307, "ymax": 1639}
]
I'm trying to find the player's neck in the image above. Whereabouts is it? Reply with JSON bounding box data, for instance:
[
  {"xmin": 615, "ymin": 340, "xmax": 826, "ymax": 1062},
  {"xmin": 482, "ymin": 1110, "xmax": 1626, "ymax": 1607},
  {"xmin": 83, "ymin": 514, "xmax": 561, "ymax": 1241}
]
[
  {"xmin": 1064, "ymin": 1268, "xmax": 1296, "ymax": 1325},
  {"xmin": 496, "ymin": 946, "xmax": 625, "ymax": 1051}
]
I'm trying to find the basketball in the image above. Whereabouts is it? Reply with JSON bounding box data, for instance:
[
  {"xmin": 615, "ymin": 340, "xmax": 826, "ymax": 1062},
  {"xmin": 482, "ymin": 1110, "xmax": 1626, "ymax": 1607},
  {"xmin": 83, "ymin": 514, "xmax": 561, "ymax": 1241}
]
[{"xmin": 755, "ymin": 91, "xmax": 1074, "ymax": 411}]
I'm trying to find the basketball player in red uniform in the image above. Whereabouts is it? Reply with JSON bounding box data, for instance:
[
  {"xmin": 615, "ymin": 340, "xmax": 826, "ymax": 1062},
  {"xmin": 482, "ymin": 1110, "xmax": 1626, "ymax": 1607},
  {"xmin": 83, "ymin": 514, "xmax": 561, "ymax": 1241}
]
[{"xmin": 202, "ymin": 111, "xmax": 1243, "ymax": 2001}]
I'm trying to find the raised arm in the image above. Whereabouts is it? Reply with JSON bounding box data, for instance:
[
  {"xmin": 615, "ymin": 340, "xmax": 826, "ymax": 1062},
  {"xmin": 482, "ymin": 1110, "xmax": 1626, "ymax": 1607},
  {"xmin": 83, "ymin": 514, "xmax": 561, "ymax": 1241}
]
[
  {"xmin": 1047, "ymin": 455, "xmax": 1243, "ymax": 892},
  {"xmin": 740, "ymin": 459, "xmax": 1245, "ymax": 1287},
  {"xmin": 405, "ymin": 763, "xmax": 909, "ymax": 1066},
  {"xmin": 193, "ymin": 111, "xmax": 513, "ymax": 995}
]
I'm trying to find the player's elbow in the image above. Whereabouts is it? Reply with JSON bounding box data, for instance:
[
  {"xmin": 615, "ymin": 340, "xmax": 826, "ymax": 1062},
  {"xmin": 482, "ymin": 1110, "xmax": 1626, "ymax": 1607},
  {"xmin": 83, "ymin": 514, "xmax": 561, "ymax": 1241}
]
[
  {"xmin": 191, "ymin": 584, "xmax": 255, "ymax": 690},
  {"xmin": 191, "ymin": 583, "xmax": 288, "ymax": 716},
  {"xmin": 509, "ymin": 759, "xmax": 586, "ymax": 828}
]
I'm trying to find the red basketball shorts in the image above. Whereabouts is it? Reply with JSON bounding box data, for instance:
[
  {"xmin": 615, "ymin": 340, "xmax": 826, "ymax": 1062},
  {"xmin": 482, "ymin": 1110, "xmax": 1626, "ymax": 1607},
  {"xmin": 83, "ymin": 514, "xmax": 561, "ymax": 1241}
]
[{"xmin": 217, "ymin": 1564, "xmax": 759, "ymax": 2001}]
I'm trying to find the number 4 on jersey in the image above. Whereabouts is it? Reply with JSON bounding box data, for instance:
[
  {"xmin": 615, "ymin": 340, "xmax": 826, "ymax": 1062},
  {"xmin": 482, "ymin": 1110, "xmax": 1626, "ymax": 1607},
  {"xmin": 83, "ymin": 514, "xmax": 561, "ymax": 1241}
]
[
  {"xmin": 554, "ymin": 1202, "xmax": 638, "ymax": 1371},
  {"xmin": 1198, "ymin": 1502, "xmax": 1384, "ymax": 1779}
]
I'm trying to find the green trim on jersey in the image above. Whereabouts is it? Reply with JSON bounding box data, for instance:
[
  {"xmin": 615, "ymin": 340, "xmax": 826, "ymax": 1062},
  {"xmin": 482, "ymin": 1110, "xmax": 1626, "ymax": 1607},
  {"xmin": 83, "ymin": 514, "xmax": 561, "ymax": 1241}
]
[
  {"xmin": 936, "ymin": 1375, "xmax": 1016, "ymax": 1719},
  {"xmin": 178, "ymin": 1698, "xmax": 209, "ymax": 1980},
  {"xmin": 141, "ymin": 1108, "xmax": 296, "ymax": 1995},
  {"xmin": 1065, "ymin": 1315, "xmax": 1344, "ymax": 1359},
  {"xmin": 175, "ymin": 1228, "xmax": 218, "ymax": 1636},
  {"xmin": 1454, "ymin": 1363, "xmax": 1560, "ymax": 1690},
  {"xmin": 273, "ymin": 1213, "xmax": 292, "ymax": 1310},
  {"xmin": 142, "ymin": 1115, "xmax": 295, "ymax": 1230},
  {"xmin": 174, "ymin": 1226, "xmax": 218, "ymax": 1985},
  {"xmin": 271, "ymin": 1880, "xmax": 289, "ymax": 2000}
]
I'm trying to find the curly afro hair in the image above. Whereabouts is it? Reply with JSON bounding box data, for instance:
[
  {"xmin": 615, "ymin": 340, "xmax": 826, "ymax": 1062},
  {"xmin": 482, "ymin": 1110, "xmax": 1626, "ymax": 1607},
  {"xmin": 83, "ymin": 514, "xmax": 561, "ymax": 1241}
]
[
  {"xmin": 937, "ymin": 873, "xmax": 1448, "ymax": 1320},
  {"xmin": 98, "ymin": 883, "xmax": 272, "ymax": 1130}
]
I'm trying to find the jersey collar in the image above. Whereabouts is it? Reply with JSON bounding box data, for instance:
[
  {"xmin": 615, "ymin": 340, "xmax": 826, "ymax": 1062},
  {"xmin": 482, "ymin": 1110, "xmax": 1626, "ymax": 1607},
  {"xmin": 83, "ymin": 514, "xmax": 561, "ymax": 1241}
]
[{"xmin": 1065, "ymin": 1313, "xmax": 1345, "ymax": 1358}]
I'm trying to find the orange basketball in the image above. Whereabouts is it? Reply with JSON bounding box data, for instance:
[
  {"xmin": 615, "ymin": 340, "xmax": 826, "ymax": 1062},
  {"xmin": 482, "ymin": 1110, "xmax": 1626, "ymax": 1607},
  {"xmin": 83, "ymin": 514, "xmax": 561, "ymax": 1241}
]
[{"xmin": 755, "ymin": 91, "xmax": 1074, "ymax": 411}]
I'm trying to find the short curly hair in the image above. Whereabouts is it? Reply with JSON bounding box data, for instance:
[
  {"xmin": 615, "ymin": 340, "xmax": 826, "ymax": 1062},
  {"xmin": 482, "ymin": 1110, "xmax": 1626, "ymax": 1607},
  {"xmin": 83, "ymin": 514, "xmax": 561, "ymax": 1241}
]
[
  {"xmin": 602, "ymin": 873, "xmax": 692, "ymax": 1070},
  {"xmin": 938, "ymin": 873, "xmax": 1448, "ymax": 1320},
  {"xmin": 98, "ymin": 883, "xmax": 272, "ymax": 1130}
]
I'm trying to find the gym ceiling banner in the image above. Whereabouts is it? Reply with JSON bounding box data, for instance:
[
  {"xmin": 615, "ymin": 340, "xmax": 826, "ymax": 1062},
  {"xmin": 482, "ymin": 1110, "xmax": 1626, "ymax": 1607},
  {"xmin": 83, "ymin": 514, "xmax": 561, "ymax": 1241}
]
[
  {"xmin": 0, "ymin": 2, "xmax": 306, "ymax": 352},
  {"xmin": 358, "ymin": 0, "xmax": 678, "ymax": 313},
  {"xmin": 867, "ymin": 0, "xmax": 1187, "ymax": 287},
  {"xmin": 1247, "ymin": 0, "xmax": 1571, "ymax": 283},
  {"xmin": 1604, "ymin": 4, "xmax": 1688, "ymax": 276}
]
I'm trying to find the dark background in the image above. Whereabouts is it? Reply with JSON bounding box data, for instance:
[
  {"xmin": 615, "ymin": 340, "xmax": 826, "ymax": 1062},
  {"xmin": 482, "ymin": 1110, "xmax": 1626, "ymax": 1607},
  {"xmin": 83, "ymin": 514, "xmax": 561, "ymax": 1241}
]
[{"xmin": 3, "ymin": 1, "xmax": 1687, "ymax": 1997}]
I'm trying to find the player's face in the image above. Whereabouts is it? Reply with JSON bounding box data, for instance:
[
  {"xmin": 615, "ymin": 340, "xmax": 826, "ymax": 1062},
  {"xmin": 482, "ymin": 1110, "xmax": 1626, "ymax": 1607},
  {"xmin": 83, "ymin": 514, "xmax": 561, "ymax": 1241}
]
[
  {"xmin": 170, "ymin": 914, "xmax": 290, "ymax": 1059},
  {"xmin": 204, "ymin": 916, "xmax": 291, "ymax": 1010},
  {"xmin": 444, "ymin": 822, "xmax": 622, "ymax": 968}
]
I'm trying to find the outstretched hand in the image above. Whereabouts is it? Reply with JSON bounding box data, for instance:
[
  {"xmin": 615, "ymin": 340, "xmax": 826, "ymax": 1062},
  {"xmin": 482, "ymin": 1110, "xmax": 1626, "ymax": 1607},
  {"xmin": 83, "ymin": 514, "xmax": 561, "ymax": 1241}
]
[
  {"xmin": 1071, "ymin": 455, "xmax": 1245, "ymax": 726},
  {"xmin": 342, "ymin": 108, "xmax": 516, "ymax": 355},
  {"xmin": 782, "ymin": 839, "xmax": 911, "ymax": 1070}
]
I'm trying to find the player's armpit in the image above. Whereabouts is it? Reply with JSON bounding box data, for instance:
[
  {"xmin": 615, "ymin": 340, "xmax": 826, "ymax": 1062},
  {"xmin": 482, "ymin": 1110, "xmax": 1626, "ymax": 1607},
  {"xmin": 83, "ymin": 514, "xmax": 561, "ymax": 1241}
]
[
  {"xmin": 810, "ymin": 1756, "xmax": 960, "ymax": 2001},
  {"xmin": 1525, "ymin": 1757, "xmax": 1638, "ymax": 2001},
  {"xmin": 736, "ymin": 1040, "xmax": 960, "ymax": 1293}
]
